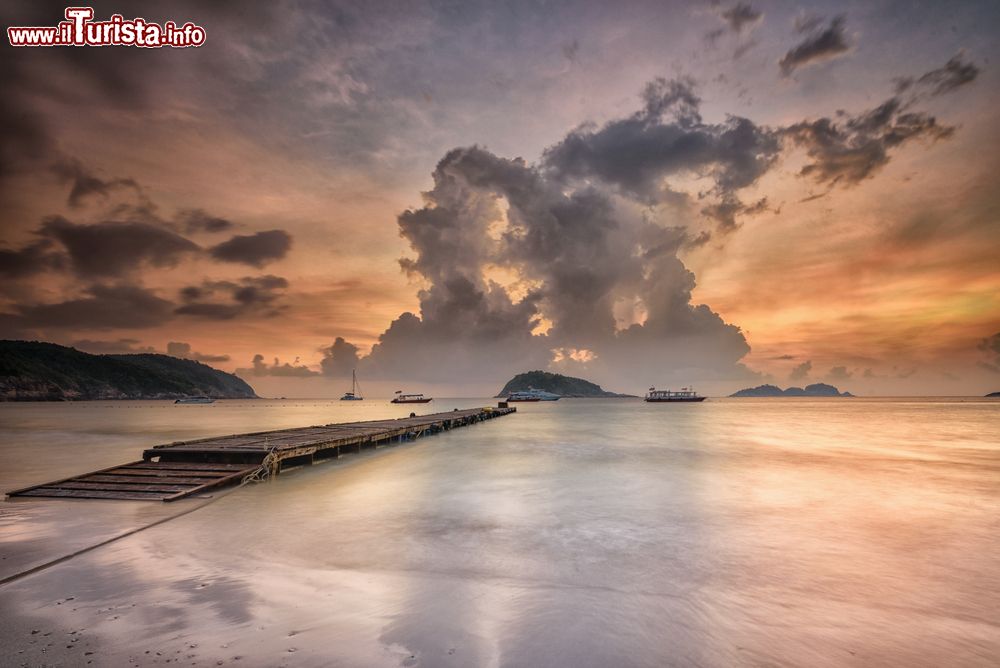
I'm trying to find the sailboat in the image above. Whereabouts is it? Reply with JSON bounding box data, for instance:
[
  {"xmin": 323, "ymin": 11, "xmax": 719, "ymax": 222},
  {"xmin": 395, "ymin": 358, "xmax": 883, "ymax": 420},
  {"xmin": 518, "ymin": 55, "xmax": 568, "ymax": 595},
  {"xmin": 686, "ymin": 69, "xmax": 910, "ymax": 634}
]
[{"xmin": 340, "ymin": 369, "xmax": 364, "ymax": 401}]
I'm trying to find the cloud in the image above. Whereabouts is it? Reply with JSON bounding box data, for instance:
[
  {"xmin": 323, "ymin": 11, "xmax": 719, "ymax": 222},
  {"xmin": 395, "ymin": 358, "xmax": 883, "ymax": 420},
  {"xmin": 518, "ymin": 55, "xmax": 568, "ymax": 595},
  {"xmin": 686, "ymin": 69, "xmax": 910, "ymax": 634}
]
[
  {"xmin": 542, "ymin": 76, "xmax": 781, "ymax": 231},
  {"xmin": 978, "ymin": 332, "xmax": 1000, "ymax": 374},
  {"xmin": 209, "ymin": 230, "xmax": 292, "ymax": 267},
  {"xmin": 176, "ymin": 209, "xmax": 235, "ymax": 234},
  {"xmin": 236, "ymin": 354, "xmax": 319, "ymax": 378},
  {"xmin": 826, "ymin": 365, "xmax": 853, "ymax": 381},
  {"xmin": 720, "ymin": 3, "xmax": 762, "ymax": 33},
  {"xmin": 701, "ymin": 195, "xmax": 771, "ymax": 232},
  {"xmin": 320, "ymin": 68, "xmax": 971, "ymax": 388},
  {"xmin": 339, "ymin": 140, "xmax": 753, "ymax": 386},
  {"xmin": 0, "ymin": 239, "xmax": 64, "ymax": 279},
  {"xmin": 175, "ymin": 275, "xmax": 289, "ymax": 320},
  {"xmin": 8, "ymin": 284, "xmax": 175, "ymax": 330},
  {"xmin": 779, "ymin": 15, "xmax": 851, "ymax": 76},
  {"xmin": 561, "ymin": 39, "xmax": 580, "ymax": 64},
  {"xmin": 4, "ymin": 204, "xmax": 293, "ymax": 284},
  {"xmin": 166, "ymin": 341, "xmax": 231, "ymax": 363},
  {"xmin": 320, "ymin": 337, "xmax": 360, "ymax": 377},
  {"xmin": 781, "ymin": 97, "xmax": 953, "ymax": 186},
  {"xmin": 72, "ymin": 338, "xmax": 157, "ymax": 354},
  {"xmin": 895, "ymin": 53, "xmax": 981, "ymax": 97},
  {"xmin": 50, "ymin": 158, "xmax": 140, "ymax": 207},
  {"xmin": 38, "ymin": 215, "xmax": 200, "ymax": 278},
  {"xmin": 789, "ymin": 360, "xmax": 812, "ymax": 381}
]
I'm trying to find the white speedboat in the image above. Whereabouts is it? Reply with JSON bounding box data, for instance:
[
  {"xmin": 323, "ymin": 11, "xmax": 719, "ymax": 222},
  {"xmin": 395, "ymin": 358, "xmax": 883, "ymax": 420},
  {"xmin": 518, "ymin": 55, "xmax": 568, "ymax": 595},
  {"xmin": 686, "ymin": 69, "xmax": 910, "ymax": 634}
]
[
  {"xmin": 175, "ymin": 396, "xmax": 215, "ymax": 404},
  {"xmin": 507, "ymin": 388, "xmax": 561, "ymax": 401}
]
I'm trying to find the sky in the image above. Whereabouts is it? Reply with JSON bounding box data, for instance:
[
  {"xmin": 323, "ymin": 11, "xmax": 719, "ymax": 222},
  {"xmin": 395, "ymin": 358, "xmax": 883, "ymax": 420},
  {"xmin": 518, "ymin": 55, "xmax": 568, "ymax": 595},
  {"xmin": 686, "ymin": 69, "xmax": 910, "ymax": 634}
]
[{"xmin": 1, "ymin": 0, "xmax": 998, "ymax": 397}]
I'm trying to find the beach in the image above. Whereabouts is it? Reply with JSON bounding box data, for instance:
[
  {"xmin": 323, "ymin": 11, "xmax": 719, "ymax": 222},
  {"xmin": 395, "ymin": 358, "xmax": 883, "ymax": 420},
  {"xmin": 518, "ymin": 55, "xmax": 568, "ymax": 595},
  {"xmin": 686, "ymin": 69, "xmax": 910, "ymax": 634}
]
[{"xmin": 1, "ymin": 398, "xmax": 998, "ymax": 667}]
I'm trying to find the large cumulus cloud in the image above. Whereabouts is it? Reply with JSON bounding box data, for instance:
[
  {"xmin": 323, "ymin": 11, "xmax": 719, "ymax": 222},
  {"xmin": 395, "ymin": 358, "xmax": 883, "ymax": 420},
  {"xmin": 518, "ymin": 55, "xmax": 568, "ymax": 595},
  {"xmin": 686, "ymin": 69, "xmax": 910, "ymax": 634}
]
[
  {"xmin": 344, "ymin": 142, "xmax": 751, "ymax": 387},
  {"xmin": 330, "ymin": 61, "xmax": 976, "ymax": 389}
]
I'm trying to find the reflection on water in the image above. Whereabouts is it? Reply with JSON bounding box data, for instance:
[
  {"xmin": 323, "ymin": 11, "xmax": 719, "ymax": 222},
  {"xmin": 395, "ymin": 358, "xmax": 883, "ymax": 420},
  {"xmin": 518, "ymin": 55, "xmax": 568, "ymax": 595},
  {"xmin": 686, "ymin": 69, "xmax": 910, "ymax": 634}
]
[{"xmin": 0, "ymin": 398, "xmax": 998, "ymax": 666}]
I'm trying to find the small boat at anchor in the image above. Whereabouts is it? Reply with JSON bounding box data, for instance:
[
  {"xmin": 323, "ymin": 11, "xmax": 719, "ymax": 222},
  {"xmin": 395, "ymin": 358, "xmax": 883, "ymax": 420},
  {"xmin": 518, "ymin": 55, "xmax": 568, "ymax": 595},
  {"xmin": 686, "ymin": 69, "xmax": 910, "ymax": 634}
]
[
  {"xmin": 340, "ymin": 369, "xmax": 364, "ymax": 401},
  {"xmin": 391, "ymin": 391, "xmax": 433, "ymax": 404},
  {"xmin": 644, "ymin": 387, "xmax": 705, "ymax": 402},
  {"xmin": 175, "ymin": 396, "xmax": 215, "ymax": 405}
]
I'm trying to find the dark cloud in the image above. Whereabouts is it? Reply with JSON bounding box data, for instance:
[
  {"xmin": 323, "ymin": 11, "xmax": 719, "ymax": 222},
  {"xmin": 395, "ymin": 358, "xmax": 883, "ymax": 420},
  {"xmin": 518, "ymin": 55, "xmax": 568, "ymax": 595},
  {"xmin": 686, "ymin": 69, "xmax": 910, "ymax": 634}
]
[
  {"xmin": 701, "ymin": 195, "xmax": 770, "ymax": 232},
  {"xmin": 0, "ymin": 239, "xmax": 64, "ymax": 279},
  {"xmin": 324, "ymin": 67, "xmax": 971, "ymax": 386},
  {"xmin": 721, "ymin": 3, "xmax": 762, "ymax": 33},
  {"xmin": 175, "ymin": 275, "xmax": 289, "ymax": 320},
  {"xmin": 343, "ymin": 142, "xmax": 753, "ymax": 385},
  {"xmin": 561, "ymin": 39, "xmax": 580, "ymax": 64},
  {"xmin": 166, "ymin": 341, "xmax": 231, "ymax": 363},
  {"xmin": 236, "ymin": 354, "xmax": 319, "ymax": 378},
  {"xmin": 176, "ymin": 209, "xmax": 235, "ymax": 234},
  {"xmin": 543, "ymin": 77, "xmax": 781, "ymax": 231},
  {"xmin": 8, "ymin": 284, "xmax": 175, "ymax": 330},
  {"xmin": 38, "ymin": 215, "xmax": 200, "ymax": 278},
  {"xmin": 781, "ymin": 97, "xmax": 953, "ymax": 186},
  {"xmin": 209, "ymin": 230, "xmax": 292, "ymax": 267},
  {"xmin": 826, "ymin": 365, "xmax": 853, "ymax": 381},
  {"xmin": 320, "ymin": 337, "xmax": 360, "ymax": 377},
  {"xmin": 978, "ymin": 333, "xmax": 1000, "ymax": 374},
  {"xmin": 72, "ymin": 338, "xmax": 157, "ymax": 354},
  {"xmin": 50, "ymin": 158, "xmax": 140, "ymax": 208},
  {"xmin": 794, "ymin": 13, "xmax": 825, "ymax": 34},
  {"xmin": 789, "ymin": 360, "xmax": 812, "ymax": 381},
  {"xmin": 895, "ymin": 54, "xmax": 981, "ymax": 97},
  {"xmin": 779, "ymin": 15, "xmax": 851, "ymax": 76}
]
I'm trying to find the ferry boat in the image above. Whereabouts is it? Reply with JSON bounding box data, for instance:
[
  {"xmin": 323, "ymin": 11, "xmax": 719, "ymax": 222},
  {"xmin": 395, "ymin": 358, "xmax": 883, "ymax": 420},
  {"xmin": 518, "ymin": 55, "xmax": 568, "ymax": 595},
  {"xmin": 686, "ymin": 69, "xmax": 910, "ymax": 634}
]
[
  {"xmin": 340, "ymin": 369, "xmax": 364, "ymax": 401},
  {"xmin": 644, "ymin": 387, "xmax": 705, "ymax": 402},
  {"xmin": 507, "ymin": 388, "xmax": 561, "ymax": 402},
  {"xmin": 175, "ymin": 396, "xmax": 215, "ymax": 405},
  {"xmin": 391, "ymin": 391, "xmax": 433, "ymax": 404}
]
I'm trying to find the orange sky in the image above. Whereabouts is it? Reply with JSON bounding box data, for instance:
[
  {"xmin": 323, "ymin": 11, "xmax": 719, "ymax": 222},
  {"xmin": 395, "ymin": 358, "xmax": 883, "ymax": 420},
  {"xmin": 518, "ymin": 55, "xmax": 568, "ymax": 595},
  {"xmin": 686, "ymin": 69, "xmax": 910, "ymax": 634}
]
[{"xmin": 1, "ymin": 1, "xmax": 998, "ymax": 397}]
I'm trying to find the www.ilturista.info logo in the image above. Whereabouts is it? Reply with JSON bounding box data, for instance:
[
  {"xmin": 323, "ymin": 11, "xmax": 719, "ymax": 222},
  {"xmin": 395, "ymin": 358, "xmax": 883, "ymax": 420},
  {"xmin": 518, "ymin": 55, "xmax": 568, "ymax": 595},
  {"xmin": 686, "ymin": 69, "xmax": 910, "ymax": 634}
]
[{"xmin": 7, "ymin": 7, "xmax": 206, "ymax": 48}]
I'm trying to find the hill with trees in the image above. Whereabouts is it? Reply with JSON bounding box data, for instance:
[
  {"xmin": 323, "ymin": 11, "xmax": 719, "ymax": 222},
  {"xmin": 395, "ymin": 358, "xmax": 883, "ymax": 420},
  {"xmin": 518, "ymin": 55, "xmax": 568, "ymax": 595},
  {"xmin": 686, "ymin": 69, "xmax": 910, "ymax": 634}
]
[
  {"xmin": 496, "ymin": 370, "xmax": 633, "ymax": 398},
  {"xmin": 729, "ymin": 383, "xmax": 853, "ymax": 397},
  {"xmin": 0, "ymin": 340, "xmax": 257, "ymax": 401}
]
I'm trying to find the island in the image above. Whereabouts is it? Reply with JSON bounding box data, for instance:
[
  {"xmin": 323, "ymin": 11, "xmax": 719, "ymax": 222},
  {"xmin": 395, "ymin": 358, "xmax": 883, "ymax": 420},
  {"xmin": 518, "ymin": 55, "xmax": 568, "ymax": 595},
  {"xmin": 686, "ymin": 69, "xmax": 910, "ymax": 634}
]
[
  {"xmin": 495, "ymin": 370, "xmax": 634, "ymax": 398},
  {"xmin": 729, "ymin": 383, "xmax": 854, "ymax": 397},
  {"xmin": 0, "ymin": 340, "xmax": 258, "ymax": 401},
  {"xmin": 987, "ymin": 391, "xmax": 1000, "ymax": 398}
]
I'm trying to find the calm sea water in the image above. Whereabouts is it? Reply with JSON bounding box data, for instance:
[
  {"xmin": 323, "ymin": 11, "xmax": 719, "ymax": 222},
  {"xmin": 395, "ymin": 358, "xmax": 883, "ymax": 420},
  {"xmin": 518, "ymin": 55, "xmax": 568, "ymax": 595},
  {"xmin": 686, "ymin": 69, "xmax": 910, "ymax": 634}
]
[{"xmin": 0, "ymin": 398, "xmax": 997, "ymax": 667}]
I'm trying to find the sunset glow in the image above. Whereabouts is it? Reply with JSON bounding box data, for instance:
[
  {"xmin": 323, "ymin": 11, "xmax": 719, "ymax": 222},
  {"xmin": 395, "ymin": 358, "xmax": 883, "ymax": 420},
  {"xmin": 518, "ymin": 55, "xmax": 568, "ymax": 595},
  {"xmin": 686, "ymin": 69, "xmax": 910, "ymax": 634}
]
[{"xmin": 2, "ymin": 1, "xmax": 998, "ymax": 397}]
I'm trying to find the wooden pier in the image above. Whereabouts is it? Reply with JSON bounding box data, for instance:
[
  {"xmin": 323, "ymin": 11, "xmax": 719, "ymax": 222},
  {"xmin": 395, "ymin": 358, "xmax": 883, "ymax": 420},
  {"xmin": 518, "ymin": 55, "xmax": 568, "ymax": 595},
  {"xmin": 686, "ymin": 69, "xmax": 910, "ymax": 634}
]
[{"xmin": 7, "ymin": 406, "xmax": 515, "ymax": 502}]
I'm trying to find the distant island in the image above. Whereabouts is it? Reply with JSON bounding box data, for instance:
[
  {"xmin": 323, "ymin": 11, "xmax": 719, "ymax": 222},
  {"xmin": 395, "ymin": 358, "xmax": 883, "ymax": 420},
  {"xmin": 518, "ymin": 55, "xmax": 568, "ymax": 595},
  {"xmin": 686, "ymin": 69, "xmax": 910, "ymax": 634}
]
[
  {"xmin": 730, "ymin": 383, "xmax": 854, "ymax": 398},
  {"xmin": 0, "ymin": 340, "xmax": 257, "ymax": 401},
  {"xmin": 987, "ymin": 391, "xmax": 1000, "ymax": 398},
  {"xmin": 496, "ymin": 370, "xmax": 634, "ymax": 398}
]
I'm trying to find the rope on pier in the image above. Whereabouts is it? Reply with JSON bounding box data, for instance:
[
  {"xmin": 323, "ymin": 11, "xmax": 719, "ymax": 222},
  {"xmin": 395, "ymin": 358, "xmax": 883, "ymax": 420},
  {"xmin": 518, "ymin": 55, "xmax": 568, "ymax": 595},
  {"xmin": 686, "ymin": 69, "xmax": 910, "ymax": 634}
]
[{"xmin": 241, "ymin": 446, "xmax": 280, "ymax": 485}]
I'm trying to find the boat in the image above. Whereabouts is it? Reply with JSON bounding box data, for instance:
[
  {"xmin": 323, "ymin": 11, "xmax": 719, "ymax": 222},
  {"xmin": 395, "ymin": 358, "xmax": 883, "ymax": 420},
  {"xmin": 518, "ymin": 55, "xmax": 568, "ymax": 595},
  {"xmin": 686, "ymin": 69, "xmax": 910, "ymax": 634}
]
[
  {"xmin": 340, "ymin": 369, "xmax": 364, "ymax": 401},
  {"xmin": 175, "ymin": 396, "xmax": 215, "ymax": 405},
  {"xmin": 391, "ymin": 391, "xmax": 433, "ymax": 404},
  {"xmin": 507, "ymin": 388, "xmax": 561, "ymax": 402},
  {"xmin": 644, "ymin": 387, "xmax": 705, "ymax": 402}
]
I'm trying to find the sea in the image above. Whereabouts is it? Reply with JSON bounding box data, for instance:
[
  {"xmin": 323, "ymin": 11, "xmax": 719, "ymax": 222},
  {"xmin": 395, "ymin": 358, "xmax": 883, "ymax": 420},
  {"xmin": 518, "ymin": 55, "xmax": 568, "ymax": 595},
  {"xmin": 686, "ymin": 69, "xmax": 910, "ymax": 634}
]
[{"xmin": 0, "ymin": 397, "xmax": 997, "ymax": 667}]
